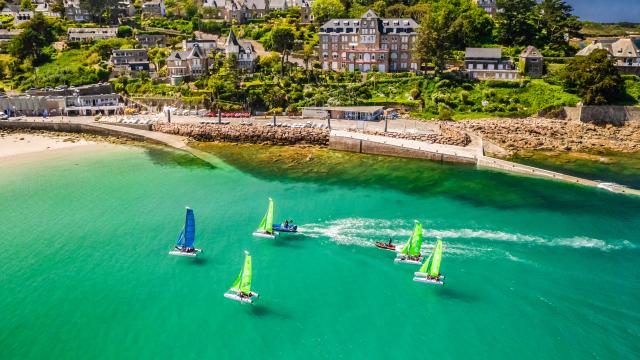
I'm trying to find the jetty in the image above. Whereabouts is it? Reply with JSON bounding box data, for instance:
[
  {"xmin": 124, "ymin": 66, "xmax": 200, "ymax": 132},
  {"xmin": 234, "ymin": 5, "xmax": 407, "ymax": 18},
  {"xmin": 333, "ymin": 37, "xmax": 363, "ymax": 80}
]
[
  {"xmin": 329, "ymin": 129, "xmax": 640, "ymax": 197},
  {"xmin": 2, "ymin": 118, "xmax": 638, "ymax": 197}
]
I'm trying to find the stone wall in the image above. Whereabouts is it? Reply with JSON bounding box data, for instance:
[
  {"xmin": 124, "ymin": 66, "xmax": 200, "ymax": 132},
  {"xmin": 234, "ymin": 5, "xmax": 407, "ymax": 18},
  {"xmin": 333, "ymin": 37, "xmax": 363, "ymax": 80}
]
[
  {"xmin": 329, "ymin": 136, "xmax": 476, "ymax": 165},
  {"xmin": 564, "ymin": 105, "xmax": 640, "ymax": 125},
  {"xmin": 153, "ymin": 123, "xmax": 330, "ymax": 146}
]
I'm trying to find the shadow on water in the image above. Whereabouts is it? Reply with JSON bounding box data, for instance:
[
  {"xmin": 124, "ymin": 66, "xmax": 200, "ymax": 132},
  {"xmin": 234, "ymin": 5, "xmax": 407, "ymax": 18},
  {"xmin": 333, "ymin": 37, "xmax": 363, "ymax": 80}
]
[
  {"xmin": 437, "ymin": 286, "xmax": 480, "ymax": 303},
  {"xmin": 143, "ymin": 145, "xmax": 215, "ymax": 170},
  {"xmin": 192, "ymin": 143, "xmax": 640, "ymax": 219},
  {"xmin": 249, "ymin": 304, "xmax": 291, "ymax": 320},
  {"xmin": 187, "ymin": 257, "xmax": 209, "ymax": 266}
]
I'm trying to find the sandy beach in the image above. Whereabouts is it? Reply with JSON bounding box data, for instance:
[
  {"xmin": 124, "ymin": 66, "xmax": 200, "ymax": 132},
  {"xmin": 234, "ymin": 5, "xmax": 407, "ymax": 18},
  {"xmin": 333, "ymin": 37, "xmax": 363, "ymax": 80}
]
[{"xmin": 0, "ymin": 132, "xmax": 97, "ymax": 159}]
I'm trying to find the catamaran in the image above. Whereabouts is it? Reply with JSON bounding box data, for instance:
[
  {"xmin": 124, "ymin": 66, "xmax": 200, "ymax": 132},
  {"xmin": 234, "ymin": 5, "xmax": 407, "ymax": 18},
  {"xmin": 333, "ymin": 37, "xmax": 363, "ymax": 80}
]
[
  {"xmin": 413, "ymin": 240, "xmax": 445, "ymax": 285},
  {"xmin": 394, "ymin": 221, "xmax": 424, "ymax": 264},
  {"xmin": 224, "ymin": 251, "xmax": 259, "ymax": 304},
  {"xmin": 169, "ymin": 207, "xmax": 202, "ymax": 257},
  {"xmin": 253, "ymin": 198, "xmax": 277, "ymax": 239},
  {"xmin": 253, "ymin": 198, "xmax": 298, "ymax": 238}
]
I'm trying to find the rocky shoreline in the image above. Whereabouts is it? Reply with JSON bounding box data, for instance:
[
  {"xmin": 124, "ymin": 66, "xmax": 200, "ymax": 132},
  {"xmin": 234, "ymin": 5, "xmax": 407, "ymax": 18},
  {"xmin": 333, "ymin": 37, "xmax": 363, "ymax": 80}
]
[
  {"xmin": 448, "ymin": 117, "xmax": 640, "ymax": 154},
  {"xmin": 153, "ymin": 123, "xmax": 330, "ymax": 146}
]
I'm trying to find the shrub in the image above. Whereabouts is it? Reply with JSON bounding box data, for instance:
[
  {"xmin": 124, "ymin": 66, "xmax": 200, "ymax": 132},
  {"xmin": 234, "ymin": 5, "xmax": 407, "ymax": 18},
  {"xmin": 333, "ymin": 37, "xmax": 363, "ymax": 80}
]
[{"xmin": 437, "ymin": 103, "xmax": 454, "ymax": 120}]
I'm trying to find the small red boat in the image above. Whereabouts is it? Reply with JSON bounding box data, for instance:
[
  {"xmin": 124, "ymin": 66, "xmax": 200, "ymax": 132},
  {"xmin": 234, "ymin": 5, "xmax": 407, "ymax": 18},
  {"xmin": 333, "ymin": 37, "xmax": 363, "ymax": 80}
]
[{"xmin": 375, "ymin": 242, "xmax": 396, "ymax": 251}]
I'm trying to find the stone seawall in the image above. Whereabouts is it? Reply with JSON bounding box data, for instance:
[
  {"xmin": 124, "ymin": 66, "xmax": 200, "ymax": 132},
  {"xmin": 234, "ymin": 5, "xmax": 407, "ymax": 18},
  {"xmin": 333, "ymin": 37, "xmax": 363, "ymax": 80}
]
[
  {"xmin": 0, "ymin": 121, "xmax": 150, "ymax": 142},
  {"xmin": 153, "ymin": 123, "xmax": 330, "ymax": 146},
  {"xmin": 329, "ymin": 135, "xmax": 477, "ymax": 165},
  {"xmin": 564, "ymin": 105, "xmax": 640, "ymax": 125}
]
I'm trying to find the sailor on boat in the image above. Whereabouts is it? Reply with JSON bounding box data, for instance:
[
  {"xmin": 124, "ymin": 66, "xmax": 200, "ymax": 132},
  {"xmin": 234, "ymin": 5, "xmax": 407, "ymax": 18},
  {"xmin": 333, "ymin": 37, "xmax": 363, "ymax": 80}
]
[
  {"xmin": 224, "ymin": 251, "xmax": 259, "ymax": 304},
  {"xmin": 394, "ymin": 220, "xmax": 424, "ymax": 264},
  {"xmin": 413, "ymin": 239, "xmax": 445, "ymax": 285},
  {"xmin": 169, "ymin": 207, "xmax": 202, "ymax": 257}
]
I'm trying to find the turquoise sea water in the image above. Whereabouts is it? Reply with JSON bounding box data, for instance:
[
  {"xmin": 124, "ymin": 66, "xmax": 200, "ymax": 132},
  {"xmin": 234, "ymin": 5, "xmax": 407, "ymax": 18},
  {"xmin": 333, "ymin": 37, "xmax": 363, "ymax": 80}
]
[{"xmin": 1, "ymin": 143, "xmax": 639, "ymax": 359}]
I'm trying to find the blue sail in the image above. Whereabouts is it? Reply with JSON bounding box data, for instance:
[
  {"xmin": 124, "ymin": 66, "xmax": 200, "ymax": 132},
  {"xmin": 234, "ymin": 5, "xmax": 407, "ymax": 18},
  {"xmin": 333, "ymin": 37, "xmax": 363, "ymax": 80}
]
[
  {"xmin": 184, "ymin": 208, "xmax": 196, "ymax": 249},
  {"xmin": 175, "ymin": 228, "xmax": 185, "ymax": 247}
]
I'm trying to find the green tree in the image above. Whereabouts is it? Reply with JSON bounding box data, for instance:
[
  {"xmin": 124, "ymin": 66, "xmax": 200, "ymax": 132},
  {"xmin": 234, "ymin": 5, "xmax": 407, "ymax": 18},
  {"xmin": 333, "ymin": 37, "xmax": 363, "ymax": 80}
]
[
  {"xmin": 385, "ymin": 4, "xmax": 407, "ymax": 18},
  {"xmin": 50, "ymin": 0, "xmax": 65, "ymax": 17},
  {"xmin": 414, "ymin": 0, "xmax": 493, "ymax": 73},
  {"xmin": 270, "ymin": 26, "xmax": 294, "ymax": 77},
  {"xmin": 20, "ymin": 0, "xmax": 34, "ymax": 11},
  {"xmin": 184, "ymin": 0, "xmax": 198, "ymax": 18},
  {"xmin": 536, "ymin": 0, "xmax": 581, "ymax": 53},
  {"xmin": 9, "ymin": 13, "xmax": 57, "ymax": 64},
  {"xmin": 117, "ymin": 25, "xmax": 133, "ymax": 38},
  {"xmin": 80, "ymin": 0, "xmax": 120, "ymax": 24},
  {"xmin": 311, "ymin": 0, "xmax": 345, "ymax": 25},
  {"xmin": 560, "ymin": 49, "xmax": 625, "ymax": 105},
  {"xmin": 148, "ymin": 47, "xmax": 169, "ymax": 72},
  {"xmin": 495, "ymin": 0, "xmax": 537, "ymax": 46}
]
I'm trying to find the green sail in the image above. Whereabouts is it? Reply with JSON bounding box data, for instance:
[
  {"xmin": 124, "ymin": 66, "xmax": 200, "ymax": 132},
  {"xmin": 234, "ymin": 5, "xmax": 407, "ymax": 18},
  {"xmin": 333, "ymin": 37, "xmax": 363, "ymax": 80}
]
[
  {"xmin": 229, "ymin": 270, "xmax": 242, "ymax": 292},
  {"xmin": 240, "ymin": 253, "xmax": 252, "ymax": 294},
  {"xmin": 409, "ymin": 222, "xmax": 423, "ymax": 257},
  {"xmin": 419, "ymin": 253, "xmax": 433, "ymax": 273},
  {"xmin": 400, "ymin": 221, "xmax": 421, "ymax": 255},
  {"xmin": 258, "ymin": 198, "xmax": 274, "ymax": 233},
  {"xmin": 428, "ymin": 240, "xmax": 443, "ymax": 277}
]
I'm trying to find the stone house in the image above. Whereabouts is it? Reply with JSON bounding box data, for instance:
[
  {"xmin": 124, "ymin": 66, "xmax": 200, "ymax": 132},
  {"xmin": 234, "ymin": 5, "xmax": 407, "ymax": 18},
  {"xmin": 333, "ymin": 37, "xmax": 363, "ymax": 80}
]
[
  {"xmin": 64, "ymin": 0, "xmax": 92, "ymax": 22},
  {"xmin": 319, "ymin": 10, "xmax": 419, "ymax": 73},
  {"xmin": 67, "ymin": 27, "xmax": 118, "ymax": 42},
  {"xmin": 109, "ymin": 49, "xmax": 151, "ymax": 76},
  {"xmin": 21, "ymin": 84, "xmax": 123, "ymax": 116},
  {"xmin": 167, "ymin": 44, "xmax": 209, "ymax": 84},
  {"xmin": 141, "ymin": 0, "xmax": 166, "ymax": 18},
  {"xmin": 464, "ymin": 47, "xmax": 520, "ymax": 80},
  {"xmin": 224, "ymin": 29, "xmax": 256, "ymax": 71},
  {"xmin": 204, "ymin": 0, "xmax": 269, "ymax": 24},
  {"xmin": 268, "ymin": 0, "xmax": 313, "ymax": 23},
  {"xmin": 519, "ymin": 46, "xmax": 544, "ymax": 77},
  {"xmin": 135, "ymin": 34, "xmax": 167, "ymax": 48},
  {"xmin": 183, "ymin": 39, "xmax": 220, "ymax": 55},
  {"xmin": 577, "ymin": 38, "xmax": 640, "ymax": 74}
]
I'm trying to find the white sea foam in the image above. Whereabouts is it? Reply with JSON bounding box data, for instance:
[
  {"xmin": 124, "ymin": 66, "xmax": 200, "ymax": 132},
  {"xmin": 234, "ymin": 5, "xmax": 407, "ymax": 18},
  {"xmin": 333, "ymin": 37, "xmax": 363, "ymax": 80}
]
[{"xmin": 301, "ymin": 217, "xmax": 634, "ymax": 253}]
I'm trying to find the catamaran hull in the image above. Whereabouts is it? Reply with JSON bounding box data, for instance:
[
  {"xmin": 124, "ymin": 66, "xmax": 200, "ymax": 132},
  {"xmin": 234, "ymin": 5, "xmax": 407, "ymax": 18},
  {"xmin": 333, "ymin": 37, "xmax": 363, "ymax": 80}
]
[
  {"xmin": 394, "ymin": 256, "xmax": 422, "ymax": 265},
  {"xmin": 224, "ymin": 292, "xmax": 260, "ymax": 304},
  {"xmin": 169, "ymin": 249, "xmax": 202, "ymax": 257},
  {"xmin": 413, "ymin": 272, "xmax": 445, "ymax": 279},
  {"xmin": 413, "ymin": 276, "xmax": 444, "ymax": 285},
  {"xmin": 252, "ymin": 231, "xmax": 278, "ymax": 239}
]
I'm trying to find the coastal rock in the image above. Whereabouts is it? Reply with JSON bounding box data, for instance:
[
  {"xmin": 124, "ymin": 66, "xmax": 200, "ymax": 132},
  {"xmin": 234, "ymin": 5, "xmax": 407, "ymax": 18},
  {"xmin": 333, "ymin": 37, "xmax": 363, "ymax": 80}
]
[{"xmin": 447, "ymin": 117, "xmax": 640, "ymax": 153}]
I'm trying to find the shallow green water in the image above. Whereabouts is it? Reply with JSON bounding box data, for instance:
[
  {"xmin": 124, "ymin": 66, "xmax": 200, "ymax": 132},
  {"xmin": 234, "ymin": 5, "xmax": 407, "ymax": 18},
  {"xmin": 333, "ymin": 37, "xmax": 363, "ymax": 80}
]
[
  {"xmin": 510, "ymin": 150, "xmax": 640, "ymax": 189},
  {"xmin": 1, "ymin": 144, "xmax": 639, "ymax": 359}
]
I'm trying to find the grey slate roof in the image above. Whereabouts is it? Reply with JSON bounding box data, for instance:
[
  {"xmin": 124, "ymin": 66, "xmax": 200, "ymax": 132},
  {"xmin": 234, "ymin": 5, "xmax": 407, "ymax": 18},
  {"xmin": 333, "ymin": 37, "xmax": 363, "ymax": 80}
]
[
  {"xmin": 465, "ymin": 48, "xmax": 502, "ymax": 59},
  {"xmin": 520, "ymin": 46, "xmax": 543, "ymax": 58},
  {"xmin": 320, "ymin": 10, "xmax": 419, "ymax": 34}
]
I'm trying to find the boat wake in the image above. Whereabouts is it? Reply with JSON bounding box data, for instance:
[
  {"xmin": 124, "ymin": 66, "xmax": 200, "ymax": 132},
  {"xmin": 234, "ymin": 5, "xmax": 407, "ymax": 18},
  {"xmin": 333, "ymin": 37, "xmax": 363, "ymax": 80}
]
[{"xmin": 300, "ymin": 218, "xmax": 634, "ymax": 253}]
